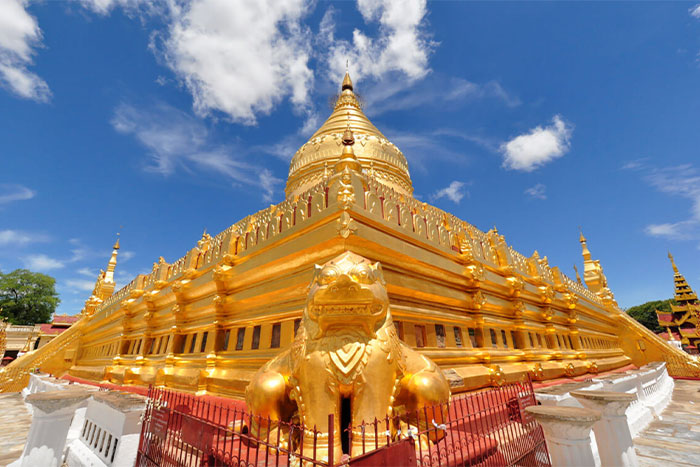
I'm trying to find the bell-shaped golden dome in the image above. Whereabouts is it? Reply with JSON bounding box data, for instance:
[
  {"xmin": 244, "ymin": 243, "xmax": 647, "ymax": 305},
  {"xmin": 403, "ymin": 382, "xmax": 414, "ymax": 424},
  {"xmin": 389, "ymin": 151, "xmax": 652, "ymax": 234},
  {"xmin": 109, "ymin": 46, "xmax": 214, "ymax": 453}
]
[{"xmin": 285, "ymin": 72, "xmax": 413, "ymax": 198}]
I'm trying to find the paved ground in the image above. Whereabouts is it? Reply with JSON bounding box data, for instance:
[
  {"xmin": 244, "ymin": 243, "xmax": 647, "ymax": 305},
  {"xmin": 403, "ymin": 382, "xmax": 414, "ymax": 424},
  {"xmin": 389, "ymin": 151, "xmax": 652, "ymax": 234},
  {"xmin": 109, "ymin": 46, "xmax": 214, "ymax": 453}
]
[
  {"xmin": 0, "ymin": 393, "xmax": 32, "ymax": 466},
  {"xmin": 634, "ymin": 379, "xmax": 700, "ymax": 466}
]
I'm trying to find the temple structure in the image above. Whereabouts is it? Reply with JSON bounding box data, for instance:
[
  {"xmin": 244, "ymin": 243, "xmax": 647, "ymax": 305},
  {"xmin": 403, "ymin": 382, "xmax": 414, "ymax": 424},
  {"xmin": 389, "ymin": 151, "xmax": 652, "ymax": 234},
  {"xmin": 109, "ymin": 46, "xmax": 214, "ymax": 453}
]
[
  {"xmin": 1, "ymin": 72, "xmax": 699, "ymax": 398},
  {"xmin": 656, "ymin": 253, "xmax": 700, "ymax": 354}
]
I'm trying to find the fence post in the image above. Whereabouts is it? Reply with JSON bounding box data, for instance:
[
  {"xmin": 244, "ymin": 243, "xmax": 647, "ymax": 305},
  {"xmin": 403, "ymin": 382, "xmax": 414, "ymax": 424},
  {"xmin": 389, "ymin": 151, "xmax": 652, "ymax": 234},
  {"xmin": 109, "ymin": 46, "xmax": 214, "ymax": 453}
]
[
  {"xmin": 328, "ymin": 413, "xmax": 334, "ymax": 467},
  {"xmin": 571, "ymin": 390, "xmax": 639, "ymax": 467},
  {"xmin": 526, "ymin": 405, "xmax": 601, "ymax": 467}
]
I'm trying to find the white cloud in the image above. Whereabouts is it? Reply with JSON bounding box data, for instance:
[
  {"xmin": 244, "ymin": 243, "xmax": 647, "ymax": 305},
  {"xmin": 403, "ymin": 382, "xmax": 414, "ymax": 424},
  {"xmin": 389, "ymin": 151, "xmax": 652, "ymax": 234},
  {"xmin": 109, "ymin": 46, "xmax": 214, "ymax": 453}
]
[
  {"xmin": 112, "ymin": 101, "xmax": 282, "ymax": 200},
  {"xmin": 645, "ymin": 221, "xmax": 694, "ymax": 240},
  {"xmin": 324, "ymin": 0, "xmax": 434, "ymax": 83},
  {"xmin": 0, "ymin": 183, "xmax": 35, "ymax": 204},
  {"xmin": 120, "ymin": 250, "xmax": 135, "ymax": 262},
  {"xmin": 525, "ymin": 183, "xmax": 547, "ymax": 200},
  {"xmin": 258, "ymin": 169, "xmax": 283, "ymax": 203},
  {"xmin": 500, "ymin": 115, "xmax": 573, "ymax": 172},
  {"xmin": 363, "ymin": 75, "xmax": 519, "ymax": 116},
  {"xmin": 23, "ymin": 254, "xmax": 64, "ymax": 271},
  {"xmin": 65, "ymin": 278, "xmax": 96, "ymax": 293},
  {"xmin": 690, "ymin": 4, "xmax": 700, "ymax": 19},
  {"xmin": 641, "ymin": 164, "xmax": 700, "ymax": 241},
  {"xmin": 621, "ymin": 158, "xmax": 649, "ymax": 171},
  {"xmin": 77, "ymin": 267, "xmax": 96, "ymax": 277},
  {"xmin": 0, "ymin": 0, "xmax": 51, "ymax": 101},
  {"xmin": 431, "ymin": 181, "xmax": 467, "ymax": 204},
  {"xmin": 0, "ymin": 229, "xmax": 48, "ymax": 246},
  {"xmin": 77, "ymin": 0, "xmax": 156, "ymax": 15},
  {"xmin": 159, "ymin": 0, "xmax": 314, "ymax": 124}
]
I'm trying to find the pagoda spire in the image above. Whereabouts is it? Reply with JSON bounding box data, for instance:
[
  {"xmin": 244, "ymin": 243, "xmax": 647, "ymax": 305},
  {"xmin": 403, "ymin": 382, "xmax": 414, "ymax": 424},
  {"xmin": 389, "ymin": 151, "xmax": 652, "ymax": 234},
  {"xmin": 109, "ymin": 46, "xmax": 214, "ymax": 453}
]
[
  {"xmin": 578, "ymin": 230, "xmax": 616, "ymax": 305},
  {"xmin": 104, "ymin": 234, "xmax": 120, "ymax": 285},
  {"xmin": 668, "ymin": 251, "xmax": 679, "ymax": 274},
  {"xmin": 342, "ymin": 70, "xmax": 353, "ymax": 91},
  {"xmin": 579, "ymin": 229, "xmax": 592, "ymax": 261},
  {"xmin": 668, "ymin": 252, "xmax": 698, "ymax": 304}
]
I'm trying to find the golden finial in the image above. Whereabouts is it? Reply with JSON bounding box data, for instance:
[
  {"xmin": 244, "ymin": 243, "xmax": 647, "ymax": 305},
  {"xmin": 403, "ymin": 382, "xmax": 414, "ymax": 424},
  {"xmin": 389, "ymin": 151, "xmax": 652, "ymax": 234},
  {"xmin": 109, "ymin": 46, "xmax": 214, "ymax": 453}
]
[
  {"xmin": 573, "ymin": 264, "xmax": 582, "ymax": 285},
  {"xmin": 579, "ymin": 228, "xmax": 591, "ymax": 261},
  {"xmin": 342, "ymin": 71, "xmax": 353, "ymax": 91},
  {"xmin": 113, "ymin": 232, "xmax": 120, "ymax": 250},
  {"xmin": 668, "ymin": 251, "xmax": 679, "ymax": 274}
]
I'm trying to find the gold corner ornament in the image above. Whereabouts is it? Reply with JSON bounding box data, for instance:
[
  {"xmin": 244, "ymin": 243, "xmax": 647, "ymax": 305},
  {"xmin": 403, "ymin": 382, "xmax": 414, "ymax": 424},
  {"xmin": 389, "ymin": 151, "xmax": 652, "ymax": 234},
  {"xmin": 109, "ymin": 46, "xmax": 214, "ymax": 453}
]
[
  {"xmin": 336, "ymin": 211, "xmax": 357, "ymax": 238},
  {"xmin": 489, "ymin": 364, "xmax": 506, "ymax": 387},
  {"xmin": 243, "ymin": 252, "xmax": 450, "ymax": 461}
]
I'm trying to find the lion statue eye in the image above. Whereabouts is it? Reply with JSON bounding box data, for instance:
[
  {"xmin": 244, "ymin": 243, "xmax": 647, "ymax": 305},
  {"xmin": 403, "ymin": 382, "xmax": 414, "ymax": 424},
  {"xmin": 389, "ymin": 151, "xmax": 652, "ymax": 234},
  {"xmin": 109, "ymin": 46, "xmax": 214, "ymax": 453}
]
[
  {"xmin": 321, "ymin": 268, "xmax": 339, "ymax": 284},
  {"xmin": 351, "ymin": 267, "xmax": 372, "ymax": 283}
]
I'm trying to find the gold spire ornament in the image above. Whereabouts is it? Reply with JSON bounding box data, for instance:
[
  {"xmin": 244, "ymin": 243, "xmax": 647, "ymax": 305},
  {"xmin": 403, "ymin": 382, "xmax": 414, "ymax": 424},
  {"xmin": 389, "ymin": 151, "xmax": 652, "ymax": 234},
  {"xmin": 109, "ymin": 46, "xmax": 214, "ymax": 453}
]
[{"xmin": 286, "ymin": 72, "xmax": 412, "ymax": 198}]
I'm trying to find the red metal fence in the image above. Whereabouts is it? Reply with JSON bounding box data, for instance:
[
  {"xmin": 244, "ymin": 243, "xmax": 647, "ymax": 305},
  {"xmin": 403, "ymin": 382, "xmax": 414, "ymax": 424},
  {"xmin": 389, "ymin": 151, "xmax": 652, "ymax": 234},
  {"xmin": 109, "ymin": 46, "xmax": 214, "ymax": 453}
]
[{"xmin": 136, "ymin": 378, "xmax": 550, "ymax": 467}]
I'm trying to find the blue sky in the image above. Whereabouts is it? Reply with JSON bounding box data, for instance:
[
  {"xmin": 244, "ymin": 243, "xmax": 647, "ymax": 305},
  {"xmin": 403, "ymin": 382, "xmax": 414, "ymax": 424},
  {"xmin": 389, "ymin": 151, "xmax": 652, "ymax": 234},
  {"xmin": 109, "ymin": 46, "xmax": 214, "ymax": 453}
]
[{"xmin": 1, "ymin": 0, "xmax": 699, "ymax": 315}]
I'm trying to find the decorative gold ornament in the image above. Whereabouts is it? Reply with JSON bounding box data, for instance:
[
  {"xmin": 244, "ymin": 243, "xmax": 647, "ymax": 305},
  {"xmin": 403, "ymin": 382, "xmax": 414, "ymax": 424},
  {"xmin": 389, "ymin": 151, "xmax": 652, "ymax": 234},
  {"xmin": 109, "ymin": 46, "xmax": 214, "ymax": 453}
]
[
  {"xmin": 506, "ymin": 276, "xmax": 524, "ymax": 297},
  {"xmin": 530, "ymin": 363, "xmax": 544, "ymax": 381},
  {"xmin": 336, "ymin": 211, "xmax": 357, "ymax": 238},
  {"xmin": 565, "ymin": 363, "xmax": 576, "ymax": 377},
  {"xmin": 489, "ymin": 365, "xmax": 506, "ymax": 387}
]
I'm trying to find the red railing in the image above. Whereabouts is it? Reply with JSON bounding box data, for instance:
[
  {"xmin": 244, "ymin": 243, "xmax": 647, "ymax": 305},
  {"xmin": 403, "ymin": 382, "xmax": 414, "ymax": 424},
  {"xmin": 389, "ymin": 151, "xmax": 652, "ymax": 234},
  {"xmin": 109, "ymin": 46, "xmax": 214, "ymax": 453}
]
[
  {"xmin": 136, "ymin": 378, "xmax": 550, "ymax": 467},
  {"xmin": 343, "ymin": 378, "xmax": 549, "ymax": 466}
]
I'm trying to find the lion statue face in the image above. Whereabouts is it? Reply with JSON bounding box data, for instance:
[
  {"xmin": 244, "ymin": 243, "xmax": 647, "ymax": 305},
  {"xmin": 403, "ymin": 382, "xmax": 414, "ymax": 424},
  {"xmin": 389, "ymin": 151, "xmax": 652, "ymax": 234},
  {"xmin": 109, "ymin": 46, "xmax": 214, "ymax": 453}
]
[{"xmin": 305, "ymin": 251, "xmax": 389, "ymax": 338}]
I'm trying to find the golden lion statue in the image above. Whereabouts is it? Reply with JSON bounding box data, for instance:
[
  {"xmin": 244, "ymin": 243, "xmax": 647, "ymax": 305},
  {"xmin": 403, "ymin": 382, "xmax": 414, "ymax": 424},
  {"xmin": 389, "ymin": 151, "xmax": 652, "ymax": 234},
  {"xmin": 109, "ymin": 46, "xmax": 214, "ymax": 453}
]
[{"xmin": 244, "ymin": 251, "xmax": 450, "ymax": 461}]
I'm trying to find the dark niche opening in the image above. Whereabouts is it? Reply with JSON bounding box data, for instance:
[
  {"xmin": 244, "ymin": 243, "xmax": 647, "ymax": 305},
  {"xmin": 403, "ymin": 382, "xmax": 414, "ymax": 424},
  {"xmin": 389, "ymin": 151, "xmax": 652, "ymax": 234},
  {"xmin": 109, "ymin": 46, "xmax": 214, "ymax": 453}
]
[{"xmin": 340, "ymin": 396, "xmax": 352, "ymax": 456}]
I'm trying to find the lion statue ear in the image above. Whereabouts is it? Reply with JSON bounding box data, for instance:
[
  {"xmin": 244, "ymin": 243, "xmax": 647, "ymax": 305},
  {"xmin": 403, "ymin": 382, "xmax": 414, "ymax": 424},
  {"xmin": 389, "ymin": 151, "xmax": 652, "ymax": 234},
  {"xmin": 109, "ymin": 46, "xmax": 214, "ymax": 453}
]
[
  {"xmin": 371, "ymin": 262, "xmax": 386, "ymax": 285},
  {"xmin": 309, "ymin": 264, "xmax": 323, "ymax": 288}
]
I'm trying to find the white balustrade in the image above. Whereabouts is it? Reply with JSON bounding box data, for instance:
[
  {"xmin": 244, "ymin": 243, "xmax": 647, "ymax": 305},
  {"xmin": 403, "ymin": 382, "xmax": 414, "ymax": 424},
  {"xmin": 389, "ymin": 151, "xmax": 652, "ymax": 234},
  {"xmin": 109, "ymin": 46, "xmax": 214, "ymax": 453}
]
[
  {"xmin": 571, "ymin": 390, "xmax": 639, "ymax": 467},
  {"xmin": 526, "ymin": 405, "xmax": 602, "ymax": 467},
  {"xmin": 9, "ymin": 389, "xmax": 91, "ymax": 467},
  {"xmin": 534, "ymin": 362, "xmax": 673, "ymax": 437},
  {"xmin": 64, "ymin": 391, "xmax": 146, "ymax": 467}
]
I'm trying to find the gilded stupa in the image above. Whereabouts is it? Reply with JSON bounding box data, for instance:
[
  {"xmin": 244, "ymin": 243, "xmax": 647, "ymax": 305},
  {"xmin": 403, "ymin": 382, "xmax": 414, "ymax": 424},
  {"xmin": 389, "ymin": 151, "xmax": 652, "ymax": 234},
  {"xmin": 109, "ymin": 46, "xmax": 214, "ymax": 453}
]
[{"xmin": 2, "ymin": 72, "xmax": 699, "ymax": 401}]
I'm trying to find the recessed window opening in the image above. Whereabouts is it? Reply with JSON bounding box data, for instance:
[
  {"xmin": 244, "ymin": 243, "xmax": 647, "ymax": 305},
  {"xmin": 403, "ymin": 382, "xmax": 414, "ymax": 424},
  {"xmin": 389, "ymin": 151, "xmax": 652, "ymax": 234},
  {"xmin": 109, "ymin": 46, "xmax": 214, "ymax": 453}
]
[
  {"xmin": 223, "ymin": 329, "xmax": 231, "ymax": 351},
  {"xmin": 415, "ymin": 325, "xmax": 426, "ymax": 348},
  {"xmin": 236, "ymin": 328, "xmax": 245, "ymax": 350},
  {"xmin": 453, "ymin": 327, "xmax": 463, "ymax": 347},
  {"xmin": 271, "ymin": 323, "xmax": 281, "ymax": 348},
  {"xmin": 200, "ymin": 332, "xmax": 208, "ymax": 352},
  {"xmin": 435, "ymin": 324, "xmax": 446, "ymax": 348},
  {"xmin": 251, "ymin": 326, "xmax": 261, "ymax": 350}
]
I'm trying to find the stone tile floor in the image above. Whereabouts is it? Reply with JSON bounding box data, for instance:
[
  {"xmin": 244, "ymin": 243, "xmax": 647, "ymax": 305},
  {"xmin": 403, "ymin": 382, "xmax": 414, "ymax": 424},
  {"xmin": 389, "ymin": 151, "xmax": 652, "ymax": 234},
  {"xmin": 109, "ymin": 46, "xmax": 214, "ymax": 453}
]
[
  {"xmin": 0, "ymin": 393, "xmax": 32, "ymax": 466},
  {"xmin": 634, "ymin": 379, "xmax": 700, "ymax": 466}
]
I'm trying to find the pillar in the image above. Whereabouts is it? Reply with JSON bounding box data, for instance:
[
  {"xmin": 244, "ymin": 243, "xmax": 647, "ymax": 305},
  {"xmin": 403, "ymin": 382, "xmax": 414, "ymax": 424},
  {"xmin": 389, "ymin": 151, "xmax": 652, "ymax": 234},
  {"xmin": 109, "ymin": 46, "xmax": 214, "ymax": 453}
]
[
  {"xmin": 525, "ymin": 405, "xmax": 601, "ymax": 467},
  {"xmin": 571, "ymin": 390, "xmax": 639, "ymax": 467},
  {"xmin": 11, "ymin": 389, "xmax": 90, "ymax": 467}
]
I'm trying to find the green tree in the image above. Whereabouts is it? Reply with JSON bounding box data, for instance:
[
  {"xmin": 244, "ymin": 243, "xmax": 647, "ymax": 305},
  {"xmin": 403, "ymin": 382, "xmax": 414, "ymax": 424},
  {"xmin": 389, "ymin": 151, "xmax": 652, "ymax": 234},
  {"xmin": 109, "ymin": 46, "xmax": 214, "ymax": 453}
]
[
  {"xmin": 626, "ymin": 299, "xmax": 675, "ymax": 334},
  {"xmin": 0, "ymin": 269, "xmax": 60, "ymax": 325}
]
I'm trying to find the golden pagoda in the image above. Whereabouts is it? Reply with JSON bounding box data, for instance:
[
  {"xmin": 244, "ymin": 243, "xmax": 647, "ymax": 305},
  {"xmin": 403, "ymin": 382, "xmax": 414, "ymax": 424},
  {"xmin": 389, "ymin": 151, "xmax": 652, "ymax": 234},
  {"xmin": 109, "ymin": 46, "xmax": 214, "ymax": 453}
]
[
  {"xmin": 2, "ymin": 72, "xmax": 699, "ymax": 403},
  {"xmin": 656, "ymin": 253, "xmax": 700, "ymax": 354}
]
